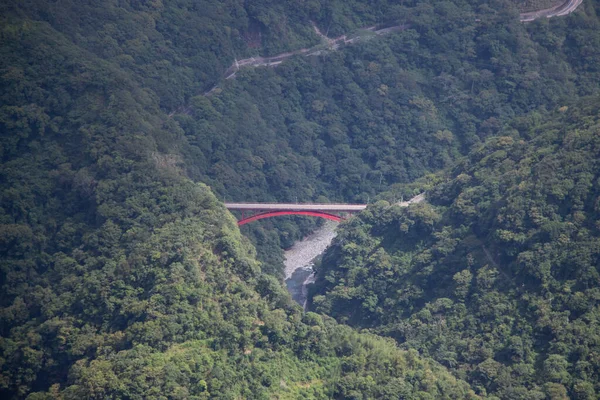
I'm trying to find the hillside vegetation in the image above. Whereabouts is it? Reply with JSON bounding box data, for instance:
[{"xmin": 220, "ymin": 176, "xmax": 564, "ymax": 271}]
[
  {"xmin": 175, "ymin": 0, "xmax": 600, "ymax": 273},
  {"xmin": 1, "ymin": 0, "xmax": 600, "ymax": 398},
  {"xmin": 0, "ymin": 1, "xmax": 482, "ymax": 399},
  {"xmin": 513, "ymin": 0, "xmax": 564, "ymax": 13},
  {"xmin": 311, "ymin": 97, "xmax": 600, "ymax": 398}
]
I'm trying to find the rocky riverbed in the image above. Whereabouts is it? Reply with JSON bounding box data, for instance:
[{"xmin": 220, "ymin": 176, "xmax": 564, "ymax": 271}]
[{"xmin": 284, "ymin": 221, "xmax": 337, "ymax": 308}]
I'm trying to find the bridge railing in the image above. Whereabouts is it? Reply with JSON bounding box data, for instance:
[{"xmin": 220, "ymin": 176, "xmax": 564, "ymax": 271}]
[{"xmin": 224, "ymin": 203, "xmax": 367, "ymax": 212}]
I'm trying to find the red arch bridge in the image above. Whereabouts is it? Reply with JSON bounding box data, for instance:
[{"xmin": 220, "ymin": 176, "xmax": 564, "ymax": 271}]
[{"xmin": 224, "ymin": 203, "xmax": 368, "ymax": 226}]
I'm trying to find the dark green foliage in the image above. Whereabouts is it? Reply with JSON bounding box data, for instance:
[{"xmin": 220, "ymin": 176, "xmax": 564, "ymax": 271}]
[
  {"xmin": 2, "ymin": 0, "xmax": 600, "ymax": 397},
  {"xmin": 170, "ymin": 0, "xmax": 600, "ymax": 271},
  {"xmin": 185, "ymin": 0, "xmax": 599, "ymax": 203},
  {"xmin": 311, "ymin": 98, "xmax": 600, "ymax": 398},
  {"xmin": 0, "ymin": 2, "xmax": 481, "ymax": 398},
  {"xmin": 514, "ymin": 0, "xmax": 564, "ymax": 13}
]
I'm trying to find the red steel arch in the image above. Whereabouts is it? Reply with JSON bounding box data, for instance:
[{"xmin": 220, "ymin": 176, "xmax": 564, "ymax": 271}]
[{"xmin": 237, "ymin": 210, "xmax": 343, "ymax": 226}]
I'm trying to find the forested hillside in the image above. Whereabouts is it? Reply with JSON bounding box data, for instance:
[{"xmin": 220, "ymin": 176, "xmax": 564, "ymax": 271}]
[
  {"xmin": 311, "ymin": 97, "xmax": 600, "ymax": 398},
  {"xmin": 5, "ymin": 0, "xmax": 599, "ymax": 276},
  {"xmin": 175, "ymin": 0, "xmax": 600, "ymax": 272},
  {"xmin": 2, "ymin": 0, "xmax": 600, "ymax": 398},
  {"xmin": 0, "ymin": 1, "xmax": 483, "ymax": 399},
  {"xmin": 188, "ymin": 0, "xmax": 600, "ymax": 203}
]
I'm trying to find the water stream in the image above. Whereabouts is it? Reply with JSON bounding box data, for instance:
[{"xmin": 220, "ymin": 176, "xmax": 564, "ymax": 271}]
[
  {"xmin": 284, "ymin": 221, "xmax": 337, "ymax": 309},
  {"xmin": 280, "ymin": 194, "xmax": 426, "ymax": 307}
]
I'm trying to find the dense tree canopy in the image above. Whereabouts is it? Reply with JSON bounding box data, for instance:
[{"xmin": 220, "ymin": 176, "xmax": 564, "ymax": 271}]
[
  {"xmin": 0, "ymin": 0, "xmax": 486, "ymax": 398},
  {"xmin": 2, "ymin": 0, "xmax": 600, "ymax": 397},
  {"xmin": 311, "ymin": 97, "xmax": 600, "ymax": 398},
  {"xmin": 172, "ymin": 0, "xmax": 600, "ymax": 272}
]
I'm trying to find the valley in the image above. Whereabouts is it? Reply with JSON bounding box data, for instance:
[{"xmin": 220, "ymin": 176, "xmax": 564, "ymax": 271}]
[{"xmin": 1, "ymin": 0, "xmax": 598, "ymax": 398}]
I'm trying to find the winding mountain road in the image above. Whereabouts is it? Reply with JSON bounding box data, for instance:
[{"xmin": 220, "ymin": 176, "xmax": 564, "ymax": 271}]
[
  {"xmin": 165, "ymin": 0, "xmax": 584, "ymax": 115},
  {"xmin": 520, "ymin": 0, "xmax": 583, "ymax": 22},
  {"xmin": 209, "ymin": 0, "xmax": 583, "ymax": 94},
  {"xmin": 218, "ymin": 23, "xmax": 408, "ymax": 83}
]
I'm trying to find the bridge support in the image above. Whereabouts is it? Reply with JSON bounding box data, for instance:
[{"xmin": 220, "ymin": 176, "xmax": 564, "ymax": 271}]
[
  {"xmin": 237, "ymin": 210, "xmax": 346, "ymax": 226},
  {"xmin": 224, "ymin": 202, "xmax": 367, "ymax": 226}
]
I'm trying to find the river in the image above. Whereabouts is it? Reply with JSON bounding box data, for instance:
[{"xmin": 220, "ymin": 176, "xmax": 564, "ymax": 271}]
[
  {"xmin": 284, "ymin": 221, "xmax": 337, "ymax": 308},
  {"xmin": 281, "ymin": 194, "xmax": 426, "ymax": 307}
]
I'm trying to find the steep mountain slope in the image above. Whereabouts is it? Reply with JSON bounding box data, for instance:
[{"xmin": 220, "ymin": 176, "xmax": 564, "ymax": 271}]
[
  {"xmin": 186, "ymin": 0, "xmax": 600, "ymax": 203},
  {"xmin": 174, "ymin": 0, "xmax": 600, "ymax": 274},
  {"xmin": 0, "ymin": 6, "xmax": 479, "ymax": 400},
  {"xmin": 2, "ymin": 0, "xmax": 600, "ymax": 398},
  {"xmin": 311, "ymin": 97, "xmax": 600, "ymax": 398},
  {"xmin": 4, "ymin": 0, "xmax": 599, "ymax": 278}
]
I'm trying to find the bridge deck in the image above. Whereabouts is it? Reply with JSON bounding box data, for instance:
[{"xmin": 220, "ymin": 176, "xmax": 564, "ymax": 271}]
[{"xmin": 224, "ymin": 203, "xmax": 367, "ymax": 212}]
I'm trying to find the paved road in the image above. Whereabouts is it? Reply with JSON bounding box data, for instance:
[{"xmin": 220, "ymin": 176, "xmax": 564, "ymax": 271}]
[
  {"xmin": 217, "ymin": 23, "xmax": 410, "ymax": 83},
  {"xmin": 396, "ymin": 193, "xmax": 426, "ymax": 207},
  {"xmin": 222, "ymin": 1, "xmax": 584, "ymax": 79},
  {"xmin": 165, "ymin": 1, "xmax": 584, "ymax": 110},
  {"xmin": 520, "ymin": 0, "xmax": 583, "ymax": 22},
  {"xmin": 225, "ymin": 193, "xmax": 426, "ymax": 212},
  {"xmin": 224, "ymin": 203, "xmax": 368, "ymax": 212},
  {"xmin": 177, "ymin": 2, "xmax": 583, "ymax": 104}
]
